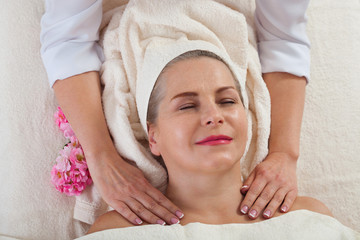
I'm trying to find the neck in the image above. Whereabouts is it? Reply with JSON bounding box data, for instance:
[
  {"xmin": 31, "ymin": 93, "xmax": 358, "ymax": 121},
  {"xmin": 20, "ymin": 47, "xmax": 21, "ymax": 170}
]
[{"xmin": 165, "ymin": 162, "xmax": 243, "ymax": 224}]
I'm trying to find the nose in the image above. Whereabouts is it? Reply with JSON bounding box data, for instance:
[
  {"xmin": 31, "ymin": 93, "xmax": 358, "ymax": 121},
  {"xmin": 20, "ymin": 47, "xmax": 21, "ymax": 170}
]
[{"xmin": 201, "ymin": 103, "xmax": 224, "ymax": 127}]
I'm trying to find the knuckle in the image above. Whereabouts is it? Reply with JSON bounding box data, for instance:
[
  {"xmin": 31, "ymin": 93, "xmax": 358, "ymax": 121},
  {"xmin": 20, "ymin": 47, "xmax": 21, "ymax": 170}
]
[
  {"xmin": 115, "ymin": 203, "xmax": 129, "ymax": 216},
  {"xmin": 276, "ymin": 175, "xmax": 287, "ymax": 185},
  {"xmin": 247, "ymin": 185, "xmax": 262, "ymax": 197},
  {"xmin": 138, "ymin": 177, "xmax": 150, "ymax": 187},
  {"xmin": 155, "ymin": 194, "xmax": 167, "ymax": 204},
  {"xmin": 259, "ymin": 191, "xmax": 272, "ymax": 201},
  {"xmin": 133, "ymin": 204, "xmax": 145, "ymax": 215},
  {"xmin": 243, "ymin": 193, "xmax": 255, "ymax": 204},
  {"xmin": 257, "ymin": 168, "xmax": 271, "ymax": 180},
  {"xmin": 146, "ymin": 200, "xmax": 158, "ymax": 211},
  {"xmin": 273, "ymin": 194, "xmax": 284, "ymax": 204}
]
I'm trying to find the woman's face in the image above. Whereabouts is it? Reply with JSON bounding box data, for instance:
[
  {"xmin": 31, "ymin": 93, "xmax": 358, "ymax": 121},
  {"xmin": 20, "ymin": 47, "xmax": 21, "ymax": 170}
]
[{"xmin": 148, "ymin": 57, "xmax": 248, "ymax": 174}]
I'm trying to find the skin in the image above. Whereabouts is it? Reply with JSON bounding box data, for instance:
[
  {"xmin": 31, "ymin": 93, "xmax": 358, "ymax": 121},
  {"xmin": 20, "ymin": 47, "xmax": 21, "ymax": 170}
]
[
  {"xmin": 53, "ymin": 72, "xmax": 182, "ymax": 226},
  {"xmin": 53, "ymin": 70, "xmax": 305, "ymax": 224},
  {"xmin": 87, "ymin": 57, "xmax": 332, "ymax": 234},
  {"xmin": 240, "ymin": 72, "xmax": 306, "ymax": 219}
]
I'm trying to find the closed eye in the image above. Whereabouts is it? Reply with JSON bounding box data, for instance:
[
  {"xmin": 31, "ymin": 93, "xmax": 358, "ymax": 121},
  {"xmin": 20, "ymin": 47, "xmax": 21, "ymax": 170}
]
[
  {"xmin": 220, "ymin": 99, "xmax": 236, "ymax": 105},
  {"xmin": 179, "ymin": 104, "xmax": 196, "ymax": 110}
]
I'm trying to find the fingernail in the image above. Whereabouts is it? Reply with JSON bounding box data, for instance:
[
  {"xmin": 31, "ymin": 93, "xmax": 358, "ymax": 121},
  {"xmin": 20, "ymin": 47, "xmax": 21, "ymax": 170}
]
[
  {"xmin": 263, "ymin": 210, "xmax": 271, "ymax": 218},
  {"xmin": 241, "ymin": 185, "xmax": 249, "ymax": 194},
  {"xmin": 241, "ymin": 205, "xmax": 249, "ymax": 214},
  {"xmin": 135, "ymin": 218, "xmax": 143, "ymax": 225},
  {"xmin": 249, "ymin": 209, "xmax": 257, "ymax": 218},
  {"xmin": 281, "ymin": 205, "xmax": 288, "ymax": 212},
  {"xmin": 170, "ymin": 217, "xmax": 180, "ymax": 224},
  {"xmin": 175, "ymin": 210, "xmax": 184, "ymax": 219},
  {"xmin": 156, "ymin": 220, "xmax": 166, "ymax": 226}
]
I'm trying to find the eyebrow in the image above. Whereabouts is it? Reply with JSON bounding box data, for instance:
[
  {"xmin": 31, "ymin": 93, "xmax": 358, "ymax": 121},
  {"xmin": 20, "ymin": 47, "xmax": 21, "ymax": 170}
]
[{"xmin": 170, "ymin": 86, "xmax": 236, "ymax": 101}]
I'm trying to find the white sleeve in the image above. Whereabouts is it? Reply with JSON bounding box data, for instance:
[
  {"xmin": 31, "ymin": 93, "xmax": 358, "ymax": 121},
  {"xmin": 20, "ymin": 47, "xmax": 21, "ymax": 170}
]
[
  {"xmin": 40, "ymin": 0, "xmax": 104, "ymax": 88},
  {"xmin": 255, "ymin": 0, "xmax": 311, "ymax": 82}
]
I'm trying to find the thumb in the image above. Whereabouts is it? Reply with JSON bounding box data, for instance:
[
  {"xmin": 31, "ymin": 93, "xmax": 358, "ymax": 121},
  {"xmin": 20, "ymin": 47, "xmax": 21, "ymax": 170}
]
[{"xmin": 241, "ymin": 171, "xmax": 256, "ymax": 195}]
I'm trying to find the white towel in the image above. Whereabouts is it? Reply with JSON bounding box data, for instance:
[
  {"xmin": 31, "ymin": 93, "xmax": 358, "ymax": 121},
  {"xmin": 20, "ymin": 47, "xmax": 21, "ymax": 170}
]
[
  {"xmin": 76, "ymin": 210, "xmax": 360, "ymax": 240},
  {"xmin": 74, "ymin": 0, "xmax": 271, "ymax": 224}
]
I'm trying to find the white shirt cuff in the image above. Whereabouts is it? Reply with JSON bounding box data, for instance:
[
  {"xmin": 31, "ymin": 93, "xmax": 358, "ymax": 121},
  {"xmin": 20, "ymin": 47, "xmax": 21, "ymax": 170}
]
[
  {"xmin": 41, "ymin": 42, "xmax": 103, "ymax": 88},
  {"xmin": 258, "ymin": 40, "xmax": 310, "ymax": 83}
]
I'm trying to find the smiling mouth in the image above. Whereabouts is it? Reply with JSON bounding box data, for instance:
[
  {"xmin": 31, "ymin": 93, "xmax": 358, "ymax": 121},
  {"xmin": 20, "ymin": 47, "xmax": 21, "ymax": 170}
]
[{"xmin": 195, "ymin": 135, "xmax": 233, "ymax": 146}]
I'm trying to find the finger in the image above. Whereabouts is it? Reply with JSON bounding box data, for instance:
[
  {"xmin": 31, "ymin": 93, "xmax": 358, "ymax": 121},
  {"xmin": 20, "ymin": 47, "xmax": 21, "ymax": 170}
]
[
  {"xmin": 111, "ymin": 201, "xmax": 144, "ymax": 225},
  {"xmin": 280, "ymin": 189, "xmax": 298, "ymax": 213},
  {"xmin": 145, "ymin": 185, "xmax": 184, "ymax": 220},
  {"xmin": 241, "ymin": 172, "xmax": 256, "ymax": 195},
  {"xmin": 136, "ymin": 191, "xmax": 181, "ymax": 225},
  {"xmin": 262, "ymin": 187, "xmax": 288, "ymax": 219},
  {"xmin": 239, "ymin": 178, "xmax": 267, "ymax": 215},
  {"xmin": 126, "ymin": 197, "xmax": 168, "ymax": 225},
  {"xmin": 248, "ymin": 183, "xmax": 278, "ymax": 219}
]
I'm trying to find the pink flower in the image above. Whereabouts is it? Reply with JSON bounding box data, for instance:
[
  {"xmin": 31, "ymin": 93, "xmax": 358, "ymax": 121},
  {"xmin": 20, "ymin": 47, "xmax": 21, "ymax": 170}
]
[
  {"xmin": 60, "ymin": 123, "xmax": 75, "ymax": 139},
  {"xmin": 69, "ymin": 147, "xmax": 84, "ymax": 164},
  {"xmin": 69, "ymin": 147, "xmax": 88, "ymax": 174},
  {"xmin": 51, "ymin": 155, "xmax": 92, "ymax": 196},
  {"xmin": 55, "ymin": 155, "xmax": 71, "ymax": 173},
  {"xmin": 69, "ymin": 136, "xmax": 80, "ymax": 148},
  {"xmin": 51, "ymin": 166, "xmax": 66, "ymax": 190},
  {"xmin": 54, "ymin": 107, "xmax": 75, "ymax": 139},
  {"xmin": 63, "ymin": 183, "xmax": 81, "ymax": 196},
  {"xmin": 54, "ymin": 107, "xmax": 68, "ymax": 128},
  {"xmin": 59, "ymin": 145, "xmax": 72, "ymax": 159},
  {"xmin": 51, "ymin": 107, "xmax": 92, "ymax": 196}
]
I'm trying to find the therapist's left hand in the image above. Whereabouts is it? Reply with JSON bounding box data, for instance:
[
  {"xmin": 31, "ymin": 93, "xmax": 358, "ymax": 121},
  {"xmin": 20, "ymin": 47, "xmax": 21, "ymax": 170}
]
[{"xmin": 239, "ymin": 152, "xmax": 298, "ymax": 219}]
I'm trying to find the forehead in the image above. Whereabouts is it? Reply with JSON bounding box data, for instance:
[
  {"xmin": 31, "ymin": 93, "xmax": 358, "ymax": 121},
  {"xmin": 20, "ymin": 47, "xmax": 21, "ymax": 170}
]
[{"xmin": 162, "ymin": 57, "xmax": 236, "ymax": 96}]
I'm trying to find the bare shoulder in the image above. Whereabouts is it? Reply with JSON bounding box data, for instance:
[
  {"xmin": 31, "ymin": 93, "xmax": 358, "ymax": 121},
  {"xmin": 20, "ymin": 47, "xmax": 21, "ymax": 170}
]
[
  {"xmin": 87, "ymin": 210, "xmax": 135, "ymax": 234},
  {"xmin": 290, "ymin": 196, "xmax": 334, "ymax": 217}
]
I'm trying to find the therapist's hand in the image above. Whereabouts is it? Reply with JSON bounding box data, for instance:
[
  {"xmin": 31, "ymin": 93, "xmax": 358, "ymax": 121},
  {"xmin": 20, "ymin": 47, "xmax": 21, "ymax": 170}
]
[
  {"xmin": 86, "ymin": 150, "xmax": 183, "ymax": 226},
  {"xmin": 52, "ymin": 72, "xmax": 183, "ymax": 225},
  {"xmin": 240, "ymin": 72, "xmax": 306, "ymax": 219},
  {"xmin": 239, "ymin": 152, "xmax": 298, "ymax": 219}
]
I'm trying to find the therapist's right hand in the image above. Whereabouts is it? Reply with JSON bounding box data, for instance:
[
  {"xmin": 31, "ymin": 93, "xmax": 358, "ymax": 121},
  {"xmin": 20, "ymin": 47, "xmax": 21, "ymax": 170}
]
[{"xmin": 86, "ymin": 150, "xmax": 183, "ymax": 226}]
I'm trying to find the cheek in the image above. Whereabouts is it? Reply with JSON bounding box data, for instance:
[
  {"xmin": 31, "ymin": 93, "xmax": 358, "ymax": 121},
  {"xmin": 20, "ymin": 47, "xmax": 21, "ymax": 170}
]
[
  {"xmin": 157, "ymin": 117, "xmax": 195, "ymax": 155},
  {"xmin": 229, "ymin": 108, "xmax": 248, "ymax": 138},
  {"xmin": 240, "ymin": 113, "xmax": 248, "ymax": 134}
]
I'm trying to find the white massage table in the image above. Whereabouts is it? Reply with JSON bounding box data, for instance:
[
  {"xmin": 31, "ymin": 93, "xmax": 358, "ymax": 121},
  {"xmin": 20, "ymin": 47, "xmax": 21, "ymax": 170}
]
[{"xmin": 0, "ymin": 0, "xmax": 359, "ymax": 239}]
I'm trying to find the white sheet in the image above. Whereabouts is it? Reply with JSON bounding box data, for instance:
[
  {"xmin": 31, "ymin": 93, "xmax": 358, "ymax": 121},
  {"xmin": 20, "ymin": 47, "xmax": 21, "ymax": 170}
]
[
  {"xmin": 77, "ymin": 210, "xmax": 360, "ymax": 240},
  {"xmin": 0, "ymin": 0, "xmax": 359, "ymax": 239}
]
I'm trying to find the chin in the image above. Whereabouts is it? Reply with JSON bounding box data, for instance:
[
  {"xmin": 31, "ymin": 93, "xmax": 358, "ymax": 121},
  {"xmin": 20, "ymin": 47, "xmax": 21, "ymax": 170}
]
[{"xmin": 199, "ymin": 155, "xmax": 240, "ymax": 172}]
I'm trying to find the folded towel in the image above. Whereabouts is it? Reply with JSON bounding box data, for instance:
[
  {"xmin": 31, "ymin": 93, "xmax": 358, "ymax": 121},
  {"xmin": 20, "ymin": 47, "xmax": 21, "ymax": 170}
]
[
  {"xmin": 74, "ymin": 0, "xmax": 271, "ymax": 224},
  {"xmin": 76, "ymin": 210, "xmax": 360, "ymax": 239}
]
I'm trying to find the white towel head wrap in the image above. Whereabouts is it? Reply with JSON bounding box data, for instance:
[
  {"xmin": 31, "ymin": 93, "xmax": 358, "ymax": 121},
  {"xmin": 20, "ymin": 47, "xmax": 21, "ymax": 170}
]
[{"xmin": 136, "ymin": 40, "xmax": 249, "ymax": 135}]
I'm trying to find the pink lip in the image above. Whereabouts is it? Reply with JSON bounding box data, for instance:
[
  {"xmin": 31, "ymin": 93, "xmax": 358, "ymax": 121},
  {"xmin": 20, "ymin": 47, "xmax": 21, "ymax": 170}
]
[{"xmin": 195, "ymin": 135, "xmax": 233, "ymax": 146}]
